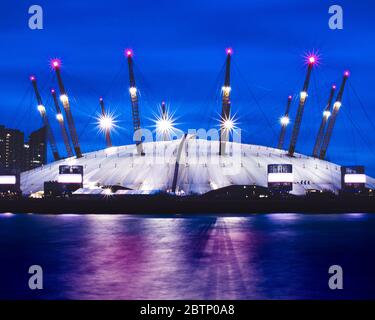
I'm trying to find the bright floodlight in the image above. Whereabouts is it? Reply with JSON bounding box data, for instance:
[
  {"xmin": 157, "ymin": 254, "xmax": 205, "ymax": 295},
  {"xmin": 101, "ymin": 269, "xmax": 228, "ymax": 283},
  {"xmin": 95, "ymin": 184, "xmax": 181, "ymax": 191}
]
[
  {"xmin": 222, "ymin": 86, "xmax": 231, "ymax": 96},
  {"xmin": 300, "ymin": 91, "xmax": 308, "ymax": 101},
  {"xmin": 333, "ymin": 101, "xmax": 342, "ymax": 109},
  {"xmin": 60, "ymin": 94, "xmax": 69, "ymax": 104},
  {"xmin": 129, "ymin": 87, "xmax": 137, "ymax": 97},
  {"xmin": 96, "ymin": 110, "xmax": 118, "ymax": 135},
  {"xmin": 37, "ymin": 104, "xmax": 46, "ymax": 113},
  {"xmin": 103, "ymin": 188, "xmax": 112, "ymax": 195},
  {"xmin": 99, "ymin": 115, "xmax": 114, "ymax": 131},
  {"xmin": 157, "ymin": 118, "xmax": 173, "ymax": 133},
  {"xmin": 323, "ymin": 110, "xmax": 331, "ymax": 119},
  {"xmin": 155, "ymin": 112, "xmax": 175, "ymax": 135},
  {"xmin": 223, "ymin": 119, "xmax": 234, "ymax": 130},
  {"xmin": 220, "ymin": 114, "xmax": 238, "ymax": 134},
  {"xmin": 152, "ymin": 103, "xmax": 178, "ymax": 139},
  {"xmin": 280, "ymin": 116, "xmax": 290, "ymax": 126}
]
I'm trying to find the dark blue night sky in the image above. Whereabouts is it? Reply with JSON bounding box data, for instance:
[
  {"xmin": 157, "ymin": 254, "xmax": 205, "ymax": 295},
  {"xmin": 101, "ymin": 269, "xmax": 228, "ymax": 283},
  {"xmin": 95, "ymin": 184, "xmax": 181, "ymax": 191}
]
[{"xmin": 1, "ymin": 1, "xmax": 375, "ymax": 175}]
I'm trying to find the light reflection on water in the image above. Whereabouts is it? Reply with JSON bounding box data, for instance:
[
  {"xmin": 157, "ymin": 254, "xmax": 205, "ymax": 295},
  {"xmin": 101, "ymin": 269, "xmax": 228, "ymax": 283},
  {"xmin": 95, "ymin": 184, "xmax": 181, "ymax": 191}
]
[{"xmin": 0, "ymin": 213, "xmax": 374, "ymax": 299}]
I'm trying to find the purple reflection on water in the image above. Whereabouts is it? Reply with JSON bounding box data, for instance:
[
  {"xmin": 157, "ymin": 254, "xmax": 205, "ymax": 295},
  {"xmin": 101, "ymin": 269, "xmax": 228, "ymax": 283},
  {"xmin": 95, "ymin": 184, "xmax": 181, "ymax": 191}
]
[{"xmin": 0, "ymin": 213, "xmax": 374, "ymax": 299}]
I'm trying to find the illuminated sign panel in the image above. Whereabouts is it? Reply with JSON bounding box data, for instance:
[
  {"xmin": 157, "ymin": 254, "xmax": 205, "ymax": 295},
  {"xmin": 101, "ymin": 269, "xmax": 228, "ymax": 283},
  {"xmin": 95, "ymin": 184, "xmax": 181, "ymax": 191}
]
[
  {"xmin": 268, "ymin": 173, "xmax": 294, "ymax": 183},
  {"xmin": 267, "ymin": 164, "xmax": 293, "ymax": 192},
  {"xmin": 58, "ymin": 174, "xmax": 83, "ymax": 184},
  {"xmin": 341, "ymin": 165, "xmax": 366, "ymax": 192},
  {"xmin": 0, "ymin": 175, "xmax": 17, "ymax": 185},
  {"xmin": 344, "ymin": 174, "xmax": 366, "ymax": 184}
]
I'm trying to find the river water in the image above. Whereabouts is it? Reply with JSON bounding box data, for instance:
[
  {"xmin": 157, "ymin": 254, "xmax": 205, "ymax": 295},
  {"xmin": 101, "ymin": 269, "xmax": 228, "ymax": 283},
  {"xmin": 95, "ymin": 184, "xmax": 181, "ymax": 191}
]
[{"xmin": 0, "ymin": 213, "xmax": 374, "ymax": 299}]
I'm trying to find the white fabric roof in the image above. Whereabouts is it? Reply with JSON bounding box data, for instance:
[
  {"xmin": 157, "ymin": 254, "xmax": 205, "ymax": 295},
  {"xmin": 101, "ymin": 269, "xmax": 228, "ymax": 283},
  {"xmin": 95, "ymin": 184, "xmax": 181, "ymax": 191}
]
[{"xmin": 21, "ymin": 139, "xmax": 375, "ymax": 195}]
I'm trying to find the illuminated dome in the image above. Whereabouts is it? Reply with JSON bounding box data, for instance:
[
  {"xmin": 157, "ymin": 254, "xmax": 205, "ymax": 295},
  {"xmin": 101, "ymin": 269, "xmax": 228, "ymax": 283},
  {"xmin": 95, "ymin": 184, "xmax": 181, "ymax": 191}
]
[{"xmin": 20, "ymin": 139, "xmax": 375, "ymax": 196}]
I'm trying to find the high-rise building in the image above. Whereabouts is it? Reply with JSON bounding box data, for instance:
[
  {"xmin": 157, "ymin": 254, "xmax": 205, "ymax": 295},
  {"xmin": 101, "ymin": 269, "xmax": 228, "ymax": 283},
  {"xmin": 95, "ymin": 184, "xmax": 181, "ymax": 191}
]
[
  {"xmin": 24, "ymin": 126, "xmax": 47, "ymax": 170},
  {"xmin": 0, "ymin": 125, "xmax": 25, "ymax": 170},
  {"xmin": 0, "ymin": 125, "xmax": 47, "ymax": 171}
]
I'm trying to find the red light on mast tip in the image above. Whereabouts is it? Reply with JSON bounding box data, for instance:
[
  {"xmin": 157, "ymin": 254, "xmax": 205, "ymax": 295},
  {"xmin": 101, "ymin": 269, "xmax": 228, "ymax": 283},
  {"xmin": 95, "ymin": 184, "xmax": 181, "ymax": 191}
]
[
  {"xmin": 308, "ymin": 56, "xmax": 316, "ymax": 64},
  {"xmin": 288, "ymin": 95, "xmax": 292, "ymax": 100},
  {"xmin": 304, "ymin": 51, "xmax": 320, "ymax": 66},
  {"xmin": 51, "ymin": 59, "xmax": 61, "ymax": 69},
  {"xmin": 29, "ymin": 75, "xmax": 35, "ymax": 81},
  {"xmin": 332, "ymin": 85, "xmax": 336, "ymax": 90},
  {"xmin": 51, "ymin": 89, "xmax": 55, "ymax": 93},
  {"xmin": 125, "ymin": 49, "xmax": 133, "ymax": 57},
  {"xmin": 226, "ymin": 48, "xmax": 233, "ymax": 55},
  {"xmin": 99, "ymin": 97, "xmax": 103, "ymax": 102},
  {"xmin": 344, "ymin": 70, "xmax": 350, "ymax": 77}
]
